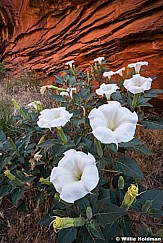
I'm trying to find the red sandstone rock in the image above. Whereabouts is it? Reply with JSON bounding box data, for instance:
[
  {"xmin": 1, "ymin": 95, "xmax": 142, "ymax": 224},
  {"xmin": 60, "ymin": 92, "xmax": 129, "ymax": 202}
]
[{"xmin": 0, "ymin": 0, "xmax": 163, "ymax": 94}]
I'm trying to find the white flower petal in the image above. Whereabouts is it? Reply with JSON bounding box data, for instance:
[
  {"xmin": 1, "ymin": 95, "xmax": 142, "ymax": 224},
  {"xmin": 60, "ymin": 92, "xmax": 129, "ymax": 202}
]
[
  {"xmin": 65, "ymin": 60, "xmax": 75, "ymax": 67},
  {"xmin": 88, "ymin": 108, "xmax": 108, "ymax": 129},
  {"xmin": 94, "ymin": 57, "xmax": 105, "ymax": 63},
  {"xmin": 116, "ymin": 67, "xmax": 125, "ymax": 76},
  {"xmin": 60, "ymin": 181, "xmax": 88, "ymax": 203},
  {"xmin": 115, "ymin": 123, "xmax": 137, "ymax": 143},
  {"xmin": 92, "ymin": 126, "xmax": 118, "ymax": 145},
  {"xmin": 103, "ymin": 71, "xmax": 116, "ymax": 79},
  {"xmin": 50, "ymin": 167, "xmax": 74, "ymax": 192},
  {"xmin": 81, "ymin": 165, "xmax": 99, "ymax": 191},
  {"xmin": 60, "ymin": 91, "xmax": 69, "ymax": 96},
  {"xmin": 115, "ymin": 108, "xmax": 138, "ymax": 127}
]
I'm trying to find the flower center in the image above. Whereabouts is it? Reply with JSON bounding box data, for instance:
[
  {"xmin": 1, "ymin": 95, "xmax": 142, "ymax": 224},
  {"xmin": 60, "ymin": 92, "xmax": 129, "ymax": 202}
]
[{"xmin": 73, "ymin": 170, "xmax": 82, "ymax": 181}]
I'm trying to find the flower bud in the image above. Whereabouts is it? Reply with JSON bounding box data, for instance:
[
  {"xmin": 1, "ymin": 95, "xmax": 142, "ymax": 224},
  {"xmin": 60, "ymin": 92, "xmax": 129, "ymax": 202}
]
[
  {"xmin": 4, "ymin": 170, "xmax": 16, "ymax": 180},
  {"xmin": 86, "ymin": 207, "xmax": 93, "ymax": 219},
  {"xmin": 141, "ymin": 200, "xmax": 152, "ymax": 213},
  {"xmin": 51, "ymin": 216, "xmax": 85, "ymax": 232},
  {"xmin": 51, "ymin": 216, "xmax": 74, "ymax": 232},
  {"xmin": 4, "ymin": 170, "xmax": 24, "ymax": 186},
  {"xmin": 118, "ymin": 176, "xmax": 124, "ymax": 190},
  {"xmin": 12, "ymin": 98, "xmax": 28, "ymax": 120},
  {"xmin": 121, "ymin": 184, "xmax": 138, "ymax": 211}
]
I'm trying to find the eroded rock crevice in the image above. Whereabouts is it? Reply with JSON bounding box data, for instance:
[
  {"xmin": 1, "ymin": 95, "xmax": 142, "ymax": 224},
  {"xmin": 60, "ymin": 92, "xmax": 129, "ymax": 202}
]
[{"xmin": 0, "ymin": 0, "xmax": 162, "ymax": 91}]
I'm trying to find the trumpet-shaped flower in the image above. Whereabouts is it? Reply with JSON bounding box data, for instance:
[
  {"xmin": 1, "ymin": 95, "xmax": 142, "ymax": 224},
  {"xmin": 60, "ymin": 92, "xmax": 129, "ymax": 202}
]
[
  {"xmin": 65, "ymin": 60, "xmax": 75, "ymax": 68},
  {"xmin": 94, "ymin": 57, "xmax": 105, "ymax": 64},
  {"xmin": 37, "ymin": 107, "xmax": 73, "ymax": 129},
  {"xmin": 128, "ymin": 61, "xmax": 148, "ymax": 73},
  {"xmin": 116, "ymin": 67, "xmax": 125, "ymax": 76},
  {"xmin": 103, "ymin": 71, "xmax": 116, "ymax": 79},
  {"xmin": 50, "ymin": 149, "xmax": 99, "ymax": 203},
  {"xmin": 96, "ymin": 83, "xmax": 119, "ymax": 100},
  {"xmin": 60, "ymin": 87, "xmax": 77, "ymax": 98},
  {"xmin": 88, "ymin": 101, "xmax": 138, "ymax": 147},
  {"xmin": 123, "ymin": 74, "xmax": 152, "ymax": 94}
]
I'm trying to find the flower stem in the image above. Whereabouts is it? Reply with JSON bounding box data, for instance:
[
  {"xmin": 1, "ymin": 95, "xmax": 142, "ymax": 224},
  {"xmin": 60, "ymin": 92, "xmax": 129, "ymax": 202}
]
[
  {"xmin": 94, "ymin": 138, "xmax": 103, "ymax": 158},
  {"xmin": 57, "ymin": 127, "xmax": 68, "ymax": 144},
  {"xmin": 131, "ymin": 93, "xmax": 139, "ymax": 108}
]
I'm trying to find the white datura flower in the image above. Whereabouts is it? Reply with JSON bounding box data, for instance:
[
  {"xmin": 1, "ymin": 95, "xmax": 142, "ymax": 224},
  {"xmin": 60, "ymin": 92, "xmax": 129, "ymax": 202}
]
[
  {"xmin": 94, "ymin": 57, "xmax": 105, "ymax": 64},
  {"xmin": 60, "ymin": 88, "xmax": 76, "ymax": 98},
  {"xmin": 37, "ymin": 107, "xmax": 73, "ymax": 129},
  {"xmin": 116, "ymin": 67, "xmax": 125, "ymax": 76},
  {"xmin": 88, "ymin": 101, "xmax": 138, "ymax": 147},
  {"xmin": 123, "ymin": 74, "xmax": 152, "ymax": 94},
  {"xmin": 96, "ymin": 83, "xmax": 119, "ymax": 100},
  {"xmin": 50, "ymin": 149, "xmax": 99, "ymax": 203},
  {"xmin": 128, "ymin": 61, "xmax": 148, "ymax": 73},
  {"xmin": 65, "ymin": 60, "xmax": 75, "ymax": 68},
  {"xmin": 103, "ymin": 71, "xmax": 116, "ymax": 79},
  {"xmin": 27, "ymin": 101, "xmax": 41, "ymax": 110}
]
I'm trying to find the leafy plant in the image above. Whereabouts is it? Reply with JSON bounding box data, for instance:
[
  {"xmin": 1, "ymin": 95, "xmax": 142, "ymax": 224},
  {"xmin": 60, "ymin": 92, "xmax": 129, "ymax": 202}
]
[{"xmin": 0, "ymin": 58, "xmax": 163, "ymax": 242}]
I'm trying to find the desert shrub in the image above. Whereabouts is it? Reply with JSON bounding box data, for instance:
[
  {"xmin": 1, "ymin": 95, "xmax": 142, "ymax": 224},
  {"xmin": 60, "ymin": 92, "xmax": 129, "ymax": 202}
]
[
  {"xmin": 0, "ymin": 58, "xmax": 163, "ymax": 242},
  {"xmin": 0, "ymin": 99, "xmax": 17, "ymax": 137},
  {"xmin": 4, "ymin": 70, "xmax": 40, "ymax": 94}
]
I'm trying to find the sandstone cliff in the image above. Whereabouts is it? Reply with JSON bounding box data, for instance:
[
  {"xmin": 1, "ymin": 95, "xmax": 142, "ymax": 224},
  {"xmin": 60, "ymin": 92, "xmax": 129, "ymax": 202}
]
[{"xmin": 0, "ymin": 0, "xmax": 163, "ymax": 91}]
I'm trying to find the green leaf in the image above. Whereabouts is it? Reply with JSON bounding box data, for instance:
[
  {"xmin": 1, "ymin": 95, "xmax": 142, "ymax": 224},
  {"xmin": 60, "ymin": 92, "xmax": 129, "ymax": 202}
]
[
  {"xmin": 147, "ymin": 208, "xmax": 163, "ymax": 218},
  {"xmin": 0, "ymin": 156, "xmax": 12, "ymax": 173},
  {"xmin": 103, "ymin": 221, "xmax": 121, "ymax": 239},
  {"xmin": 140, "ymin": 119, "xmax": 163, "ymax": 130},
  {"xmin": 11, "ymin": 188, "xmax": 24, "ymax": 205},
  {"xmin": 129, "ymin": 144, "xmax": 154, "ymax": 155},
  {"xmin": 50, "ymin": 95, "xmax": 67, "ymax": 102},
  {"xmin": 87, "ymin": 220, "xmax": 104, "ymax": 240},
  {"xmin": 39, "ymin": 214, "xmax": 53, "ymax": 225},
  {"xmin": 82, "ymin": 230, "xmax": 105, "ymax": 243},
  {"xmin": 98, "ymin": 188, "xmax": 111, "ymax": 202},
  {"xmin": 139, "ymin": 227, "xmax": 151, "ymax": 237},
  {"xmin": 113, "ymin": 157, "xmax": 144, "ymax": 179},
  {"xmin": 75, "ymin": 197, "xmax": 90, "ymax": 211},
  {"xmin": 120, "ymin": 216, "xmax": 132, "ymax": 236},
  {"xmin": 97, "ymin": 158, "xmax": 109, "ymax": 170},
  {"xmin": 119, "ymin": 138, "xmax": 143, "ymax": 148},
  {"xmin": 37, "ymin": 139, "xmax": 59, "ymax": 148},
  {"xmin": 144, "ymin": 89, "xmax": 163, "ymax": 98},
  {"xmin": 94, "ymin": 201, "xmax": 126, "ymax": 227},
  {"xmin": 140, "ymin": 190, "xmax": 163, "ymax": 209},
  {"xmin": 58, "ymin": 228, "xmax": 77, "ymax": 243},
  {"xmin": 54, "ymin": 75, "xmax": 63, "ymax": 84},
  {"xmin": 0, "ymin": 185, "xmax": 11, "ymax": 197},
  {"xmin": 0, "ymin": 130, "xmax": 7, "ymax": 142}
]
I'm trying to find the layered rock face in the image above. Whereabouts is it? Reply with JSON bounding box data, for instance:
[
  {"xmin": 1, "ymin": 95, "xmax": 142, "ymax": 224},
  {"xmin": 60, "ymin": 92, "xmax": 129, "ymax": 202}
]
[{"xmin": 0, "ymin": 0, "xmax": 163, "ymax": 91}]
